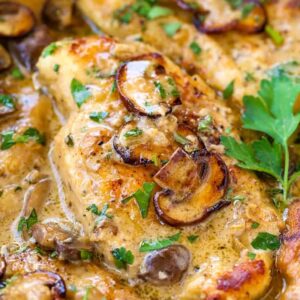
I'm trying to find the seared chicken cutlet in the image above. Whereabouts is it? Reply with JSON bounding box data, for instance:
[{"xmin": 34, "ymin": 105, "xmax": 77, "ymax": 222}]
[{"xmin": 37, "ymin": 36, "xmax": 281, "ymax": 299}]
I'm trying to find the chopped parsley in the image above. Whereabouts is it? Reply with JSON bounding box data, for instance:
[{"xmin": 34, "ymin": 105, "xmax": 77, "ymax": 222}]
[
  {"xmin": 80, "ymin": 249, "xmax": 93, "ymax": 260},
  {"xmin": 53, "ymin": 64, "xmax": 60, "ymax": 73},
  {"xmin": 223, "ymin": 80, "xmax": 235, "ymax": 99},
  {"xmin": 187, "ymin": 234, "xmax": 199, "ymax": 243},
  {"xmin": 147, "ymin": 6, "xmax": 173, "ymax": 19},
  {"xmin": 174, "ymin": 132, "xmax": 190, "ymax": 145},
  {"xmin": 124, "ymin": 127, "xmax": 143, "ymax": 138},
  {"xmin": 247, "ymin": 252, "xmax": 256, "ymax": 260},
  {"xmin": 225, "ymin": 0, "xmax": 243, "ymax": 9},
  {"xmin": 89, "ymin": 111, "xmax": 109, "ymax": 123},
  {"xmin": 241, "ymin": 3, "xmax": 255, "ymax": 18},
  {"xmin": 122, "ymin": 182, "xmax": 155, "ymax": 218},
  {"xmin": 70, "ymin": 78, "xmax": 91, "ymax": 108},
  {"xmin": 1, "ymin": 128, "xmax": 45, "ymax": 150},
  {"xmin": 163, "ymin": 22, "xmax": 182, "ymax": 37},
  {"xmin": 139, "ymin": 232, "xmax": 181, "ymax": 252},
  {"xmin": 251, "ymin": 222, "xmax": 260, "ymax": 229},
  {"xmin": 189, "ymin": 41, "xmax": 202, "ymax": 55},
  {"xmin": 112, "ymin": 247, "xmax": 134, "ymax": 269},
  {"xmin": 198, "ymin": 115, "xmax": 213, "ymax": 132},
  {"xmin": 87, "ymin": 203, "xmax": 113, "ymax": 223},
  {"xmin": 42, "ymin": 43, "xmax": 59, "ymax": 58},
  {"xmin": 11, "ymin": 67, "xmax": 24, "ymax": 80},
  {"xmin": 245, "ymin": 72, "xmax": 256, "ymax": 82},
  {"xmin": 17, "ymin": 209, "xmax": 38, "ymax": 232},
  {"xmin": 0, "ymin": 94, "xmax": 15, "ymax": 109},
  {"xmin": 265, "ymin": 25, "xmax": 284, "ymax": 46},
  {"xmin": 154, "ymin": 81, "xmax": 166, "ymax": 99},
  {"xmin": 251, "ymin": 232, "xmax": 280, "ymax": 250}
]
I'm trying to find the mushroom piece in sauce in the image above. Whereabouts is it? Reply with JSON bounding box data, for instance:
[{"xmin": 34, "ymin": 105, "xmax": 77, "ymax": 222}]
[
  {"xmin": 0, "ymin": 271, "xmax": 66, "ymax": 299},
  {"xmin": 42, "ymin": 0, "xmax": 74, "ymax": 29},
  {"xmin": 153, "ymin": 148, "xmax": 230, "ymax": 226},
  {"xmin": 10, "ymin": 25, "xmax": 53, "ymax": 71},
  {"xmin": 0, "ymin": 2, "xmax": 35, "ymax": 37},
  {"xmin": 32, "ymin": 223, "xmax": 92, "ymax": 261},
  {"xmin": 0, "ymin": 45, "xmax": 11, "ymax": 72},
  {"xmin": 139, "ymin": 245, "xmax": 190, "ymax": 285},
  {"xmin": 116, "ymin": 53, "xmax": 181, "ymax": 117},
  {"xmin": 176, "ymin": 0, "xmax": 266, "ymax": 34}
]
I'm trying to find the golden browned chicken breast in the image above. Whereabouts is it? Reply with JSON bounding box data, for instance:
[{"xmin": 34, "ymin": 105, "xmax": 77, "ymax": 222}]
[{"xmin": 36, "ymin": 35, "xmax": 281, "ymax": 299}]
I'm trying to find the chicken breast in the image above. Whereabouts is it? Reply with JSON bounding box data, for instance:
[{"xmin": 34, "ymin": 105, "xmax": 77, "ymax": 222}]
[{"xmin": 37, "ymin": 36, "xmax": 281, "ymax": 299}]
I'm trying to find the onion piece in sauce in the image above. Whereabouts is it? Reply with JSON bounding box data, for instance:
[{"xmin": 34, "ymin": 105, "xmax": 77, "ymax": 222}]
[{"xmin": 116, "ymin": 53, "xmax": 181, "ymax": 117}]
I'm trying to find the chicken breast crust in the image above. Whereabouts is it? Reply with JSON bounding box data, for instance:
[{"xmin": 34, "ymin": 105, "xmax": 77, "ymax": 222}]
[{"xmin": 37, "ymin": 36, "xmax": 281, "ymax": 299}]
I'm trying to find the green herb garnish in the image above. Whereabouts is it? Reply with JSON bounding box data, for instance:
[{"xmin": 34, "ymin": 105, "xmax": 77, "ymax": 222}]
[
  {"xmin": 17, "ymin": 209, "xmax": 38, "ymax": 232},
  {"xmin": 147, "ymin": 6, "xmax": 173, "ymax": 19},
  {"xmin": 53, "ymin": 64, "xmax": 60, "ymax": 73},
  {"xmin": 241, "ymin": 3, "xmax": 255, "ymax": 18},
  {"xmin": 87, "ymin": 203, "xmax": 113, "ymax": 223},
  {"xmin": 11, "ymin": 67, "xmax": 24, "ymax": 80},
  {"xmin": 80, "ymin": 249, "xmax": 93, "ymax": 260},
  {"xmin": 70, "ymin": 78, "xmax": 91, "ymax": 108},
  {"xmin": 187, "ymin": 234, "xmax": 199, "ymax": 243},
  {"xmin": 198, "ymin": 115, "xmax": 212, "ymax": 132},
  {"xmin": 154, "ymin": 81, "xmax": 166, "ymax": 99},
  {"xmin": 189, "ymin": 41, "xmax": 202, "ymax": 55},
  {"xmin": 163, "ymin": 22, "xmax": 182, "ymax": 37},
  {"xmin": 42, "ymin": 43, "xmax": 59, "ymax": 58},
  {"xmin": 89, "ymin": 111, "xmax": 109, "ymax": 123},
  {"xmin": 251, "ymin": 222, "xmax": 260, "ymax": 229},
  {"xmin": 251, "ymin": 232, "xmax": 280, "ymax": 250},
  {"xmin": 112, "ymin": 247, "xmax": 134, "ymax": 269},
  {"xmin": 221, "ymin": 75, "xmax": 300, "ymax": 204},
  {"xmin": 247, "ymin": 252, "xmax": 256, "ymax": 260},
  {"xmin": 139, "ymin": 232, "xmax": 181, "ymax": 252},
  {"xmin": 265, "ymin": 25, "xmax": 284, "ymax": 46},
  {"xmin": 223, "ymin": 80, "xmax": 235, "ymax": 99},
  {"xmin": 124, "ymin": 127, "xmax": 143, "ymax": 138},
  {"xmin": 122, "ymin": 182, "xmax": 155, "ymax": 218},
  {"xmin": 174, "ymin": 132, "xmax": 190, "ymax": 145}
]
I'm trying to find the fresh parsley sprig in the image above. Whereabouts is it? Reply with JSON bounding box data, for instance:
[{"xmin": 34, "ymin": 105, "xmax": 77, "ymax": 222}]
[{"xmin": 222, "ymin": 75, "xmax": 300, "ymax": 205}]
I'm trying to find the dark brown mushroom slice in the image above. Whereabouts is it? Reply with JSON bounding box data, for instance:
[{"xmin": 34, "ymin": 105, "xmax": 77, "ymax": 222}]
[
  {"xmin": 0, "ymin": 2, "xmax": 35, "ymax": 37},
  {"xmin": 116, "ymin": 53, "xmax": 181, "ymax": 117},
  {"xmin": 9, "ymin": 25, "xmax": 53, "ymax": 71},
  {"xmin": 179, "ymin": 0, "xmax": 267, "ymax": 34},
  {"xmin": 0, "ymin": 271, "xmax": 66, "ymax": 299},
  {"xmin": 154, "ymin": 151, "xmax": 229, "ymax": 226},
  {"xmin": 43, "ymin": 0, "xmax": 74, "ymax": 29},
  {"xmin": 0, "ymin": 45, "xmax": 11, "ymax": 71},
  {"xmin": 32, "ymin": 222, "xmax": 92, "ymax": 261},
  {"xmin": 139, "ymin": 245, "xmax": 190, "ymax": 285}
]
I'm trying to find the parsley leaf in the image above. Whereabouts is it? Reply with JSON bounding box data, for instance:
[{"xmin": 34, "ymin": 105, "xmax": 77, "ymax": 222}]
[
  {"xmin": 87, "ymin": 203, "xmax": 113, "ymax": 223},
  {"xmin": 70, "ymin": 78, "xmax": 91, "ymax": 108},
  {"xmin": 122, "ymin": 182, "xmax": 155, "ymax": 218},
  {"xmin": 251, "ymin": 232, "xmax": 280, "ymax": 250},
  {"xmin": 124, "ymin": 127, "xmax": 143, "ymax": 138},
  {"xmin": 163, "ymin": 22, "xmax": 182, "ymax": 37},
  {"xmin": 147, "ymin": 6, "xmax": 173, "ymax": 19},
  {"xmin": 190, "ymin": 41, "xmax": 202, "ymax": 55},
  {"xmin": 221, "ymin": 136, "xmax": 282, "ymax": 181},
  {"xmin": 112, "ymin": 247, "xmax": 134, "ymax": 269},
  {"xmin": 0, "ymin": 94, "xmax": 15, "ymax": 109},
  {"xmin": 223, "ymin": 80, "xmax": 235, "ymax": 99},
  {"xmin": 139, "ymin": 232, "xmax": 181, "ymax": 252},
  {"xmin": 80, "ymin": 249, "xmax": 93, "ymax": 260},
  {"xmin": 42, "ymin": 43, "xmax": 59, "ymax": 58},
  {"xmin": 222, "ymin": 75, "xmax": 300, "ymax": 204},
  {"xmin": 1, "ymin": 131, "xmax": 15, "ymax": 150},
  {"xmin": 17, "ymin": 209, "xmax": 38, "ymax": 232},
  {"xmin": 265, "ymin": 25, "xmax": 284, "ymax": 46},
  {"xmin": 187, "ymin": 234, "xmax": 199, "ymax": 243},
  {"xmin": 89, "ymin": 111, "xmax": 109, "ymax": 123},
  {"xmin": 174, "ymin": 132, "xmax": 190, "ymax": 145},
  {"xmin": 11, "ymin": 67, "xmax": 24, "ymax": 80},
  {"xmin": 154, "ymin": 81, "xmax": 166, "ymax": 99}
]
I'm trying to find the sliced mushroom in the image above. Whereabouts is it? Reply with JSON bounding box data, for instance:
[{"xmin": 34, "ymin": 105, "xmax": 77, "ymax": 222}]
[
  {"xmin": 176, "ymin": 0, "xmax": 266, "ymax": 34},
  {"xmin": 10, "ymin": 25, "xmax": 53, "ymax": 71},
  {"xmin": 43, "ymin": 0, "xmax": 74, "ymax": 29},
  {"xmin": 154, "ymin": 150, "xmax": 229, "ymax": 226},
  {"xmin": 0, "ymin": 45, "xmax": 11, "ymax": 71},
  {"xmin": 0, "ymin": 257, "xmax": 6, "ymax": 279},
  {"xmin": 116, "ymin": 53, "xmax": 181, "ymax": 117},
  {"xmin": 0, "ymin": 271, "xmax": 66, "ymax": 299},
  {"xmin": 32, "ymin": 222, "xmax": 92, "ymax": 261},
  {"xmin": 0, "ymin": 3, "xmax": 35, "ymax": 37},
  {"xmin": 139, "ymin": 245, "xmax": 190, "ymax": 285}
]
